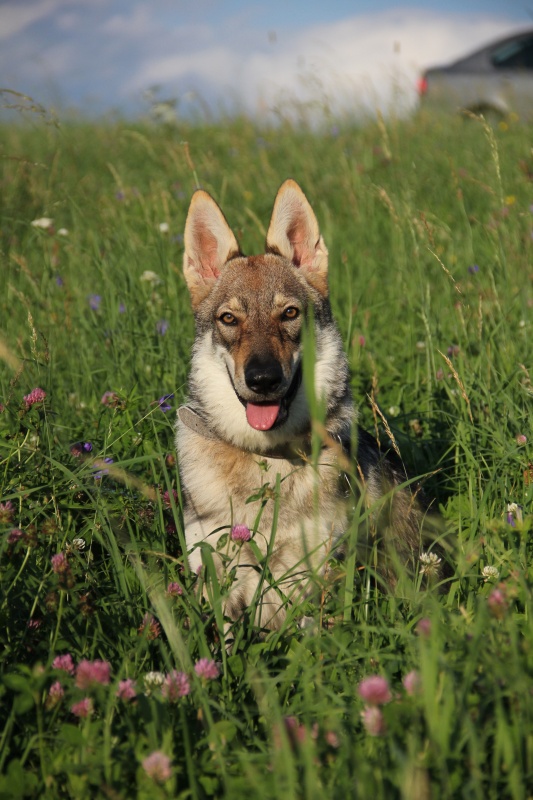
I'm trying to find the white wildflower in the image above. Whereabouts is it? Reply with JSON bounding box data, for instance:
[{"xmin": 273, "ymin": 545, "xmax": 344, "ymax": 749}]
[
  {"xmin": 482, "ymin": 565, "xmax": 499, "ymax": 582},
  {"xmin": 507, "ymin": 503, "xmax": 523, "ymax": 523},
  {"xmin": 31, "ymin": 217, "xmax": 53, "ymax": 229},
  {"xmin": 140, "ymin": 270, "xmax": 162, "ymax": 285},
  {"xmin": 144, "ymin": 671, "xmax": 165, "ymax": 695},
  {"xmin": 419, "ymin": 551, "xmax": 442, "ymax": 577},
  {"xmin": 388, "ymin": 406, "xmax": 400, "ymax": 417},
  {"xmin": 416, "ymin": 341, "xmax": 426, "ymax": 351},
  {"xmin": 72, "ymin": 538, "xmax": 86, "ymax": 551},
  {"xmin": 158, "ymin": 222, "xmax": 169, "ymax": 233},
  {"xmin": 57, "ymin": 228, "xmax": 69, "ymax": 236}
]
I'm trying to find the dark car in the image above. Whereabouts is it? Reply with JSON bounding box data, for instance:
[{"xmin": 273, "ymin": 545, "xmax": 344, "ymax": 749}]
[{"xmin": 418, "ymin": 29, "xmax": 533, "ymax": 118}]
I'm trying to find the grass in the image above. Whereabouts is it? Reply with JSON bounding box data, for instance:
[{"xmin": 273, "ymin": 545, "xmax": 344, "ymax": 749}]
[{"xmin": 0, "ymin": 105, "xmax": 532, "ymax": 799}]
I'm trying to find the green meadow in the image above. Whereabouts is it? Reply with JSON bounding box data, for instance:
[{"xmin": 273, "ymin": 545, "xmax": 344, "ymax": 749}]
[{"xmin": 0, "ymin": 102, "xmax": 532, "ymax": 798}]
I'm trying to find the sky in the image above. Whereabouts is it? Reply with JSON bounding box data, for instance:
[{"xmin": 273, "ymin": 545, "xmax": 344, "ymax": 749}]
[{"xmin": 0, "ymin": 0, "xmax": 532, "ymax": 120}]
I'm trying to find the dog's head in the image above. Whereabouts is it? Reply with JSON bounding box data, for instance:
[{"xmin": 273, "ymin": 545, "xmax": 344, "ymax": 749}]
[{"xmin": 182, "ymin": 180, "xmax": 345, "ymax": 448}]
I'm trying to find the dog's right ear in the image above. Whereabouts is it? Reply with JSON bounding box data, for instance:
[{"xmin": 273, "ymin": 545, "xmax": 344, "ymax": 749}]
[{"xmin": 183, "ymin": 190, "xmax": 241, "ymax": 308}]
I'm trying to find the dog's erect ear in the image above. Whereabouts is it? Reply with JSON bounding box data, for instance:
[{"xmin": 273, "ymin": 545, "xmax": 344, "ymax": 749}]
[
  {"xmin": 266, "ymin": 179, "xmax": 329, "ymax": 296},
  {"xmin": 183, "ymin": 190, "xmax": 241, "ymax": 308}
]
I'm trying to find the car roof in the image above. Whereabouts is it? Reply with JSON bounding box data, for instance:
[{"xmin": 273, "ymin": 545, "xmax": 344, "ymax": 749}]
[{"xmin": 429, "ymin": 27, "xmax": 533, "ymax": 73}]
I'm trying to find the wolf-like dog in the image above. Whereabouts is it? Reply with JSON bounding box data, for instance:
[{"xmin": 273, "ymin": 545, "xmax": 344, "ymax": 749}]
[{"xmin": 177, "ymin": 180, "xmax": 433, "ymax": 631}]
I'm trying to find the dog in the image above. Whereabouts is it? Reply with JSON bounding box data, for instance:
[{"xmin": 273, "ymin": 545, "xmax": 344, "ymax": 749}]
[{"xmin": 176, "ymin": 179, "xmax": 438, "ymax": 632}]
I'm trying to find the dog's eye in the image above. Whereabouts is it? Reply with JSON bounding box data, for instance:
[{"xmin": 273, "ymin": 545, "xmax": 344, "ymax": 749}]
[
  {"xmin": 219, "ymin": 312, "xmax": 237, "ymax": 326},
  {"xmin": 282, "ymin": 306, "xmax": 299, "ymax": 321}
]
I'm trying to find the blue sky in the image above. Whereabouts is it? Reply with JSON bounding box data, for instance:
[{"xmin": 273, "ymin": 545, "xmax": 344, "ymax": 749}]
[{"xmin": 0, "ymin": 1, "xmax": 531, "ymax": 119}]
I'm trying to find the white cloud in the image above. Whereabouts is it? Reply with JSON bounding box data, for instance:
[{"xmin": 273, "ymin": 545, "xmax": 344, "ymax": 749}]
[
  {"xmin": 0, "ymin": 0, "xmax": 63, "ymax": 40},
  {"xmin": 121, "ymin": 7, "xmax": 525, "ymax": 116},
  {"xmin": 0, "ymin": 0, "xmax": 106, "ymax": 41},
  {"xmin": 0, "ymin": 2, "xmax": 527, "ymax": 117}
]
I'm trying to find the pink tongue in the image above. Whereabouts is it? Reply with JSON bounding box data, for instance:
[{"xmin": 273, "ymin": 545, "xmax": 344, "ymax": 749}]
[{"xmin": 246, "ymin": 401, "xmax": 281, "ymax": 431}]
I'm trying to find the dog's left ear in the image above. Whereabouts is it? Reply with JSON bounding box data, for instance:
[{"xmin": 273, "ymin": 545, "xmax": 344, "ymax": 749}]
[{"xmin": 266, "ymin": 179, "xmax": 329, "ymax": 296}]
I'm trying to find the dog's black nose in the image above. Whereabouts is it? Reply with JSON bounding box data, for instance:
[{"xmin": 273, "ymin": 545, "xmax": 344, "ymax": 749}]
[{"xmin": 244, "ymin": 356, "xmax": 283, "ymax": 395}]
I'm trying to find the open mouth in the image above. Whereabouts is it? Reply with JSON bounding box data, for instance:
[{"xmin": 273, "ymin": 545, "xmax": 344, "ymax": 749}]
[{"xmin": 236, "ymin": 363, "xmax": 302, "ymax": 432}]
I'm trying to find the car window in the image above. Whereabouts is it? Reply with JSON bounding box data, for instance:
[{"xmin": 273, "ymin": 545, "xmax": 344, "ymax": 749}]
[{"xmin": 491, "ymin": 37, "xmax": 533, "ymax": 69}]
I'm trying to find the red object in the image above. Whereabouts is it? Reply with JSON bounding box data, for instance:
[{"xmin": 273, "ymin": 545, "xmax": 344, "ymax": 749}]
[{"xmin": 417, "ymin": 76, "xmax": 428, "ymax": 96}]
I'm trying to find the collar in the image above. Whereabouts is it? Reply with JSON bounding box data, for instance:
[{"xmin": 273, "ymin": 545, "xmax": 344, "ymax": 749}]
[{"xmin": 177, "ymin": 405, "xmax": 312, "ymax": 461}]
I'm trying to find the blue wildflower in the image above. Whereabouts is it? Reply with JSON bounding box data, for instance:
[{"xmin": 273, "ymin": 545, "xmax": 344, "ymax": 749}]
[
  {"xmin": 89, "ymin": 295, "xmax": 101, "ymax": 311},
  {"xmin": 158, "ymin": 394, "xmax": 174, "ymax": 412},
  {"xmin": 94, "ymin": 457, "xmax": 113, "ymax": 480}
]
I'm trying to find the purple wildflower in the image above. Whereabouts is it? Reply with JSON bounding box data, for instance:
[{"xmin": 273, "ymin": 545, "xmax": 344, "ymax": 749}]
[
  {"xmin": 194, "ymin": 658, "xmax": 219, "ymax": 681},
  {"xmin": 488, "ymin": 587, "xmax": 508, "ymax": 619},
  {"xmin": 416, "ymin": 617, "xmax": 432, "ymax": 637},
  {"xmin": 118, "ymin": 302, "xmax": 126, "ymax": 314},
  {"xmin": 284, "ymin": 716, "xmax": 307, "ymax": 747},
  {"xmin": 23, "ymin": 388, "xmax": 46, "ymax": 409},
  {"xmin": 357, "ymin": 675, "xmax": 392, "ymax": 706},
  {"xmin": 46, "ymin": 681, "xmax": 64, "ymax": 708},
  {"xmin": 162, "ymin": 488, "xmax": 178, "ymax": 508},
  {"xmin": 88, "ymin": 294, "xmax": 101, "ymax": 312},
  {"xmin": 166, "ymin": 582, "xmax": 183, "ymax": 597},
  {"xmin": 468, "ymin": 264, "xmax": 479, "ymax": 274},
  {"xmin": 53, "ymin": 653, "xmax": 76, "ymax": 675},
  {"xmin": 402, "ymin": 670, "xmax": 421, "ymax": 696},
  {"xmin": 447, "ymin": 344, "xmax": 460, "ymax": 357},
  {"xmin": 162, "ymin": 670, "xmax": 190, "ymax": 701},
  {"xmin": 7, "ymin": 528, "xmax": 24, "ymax": 544},
  {"xmin": 70, "ymin": 441, "xmax": 93, "ymax": 457},
  {"xmin": 116, "ymin": 678, "xmax": 137, "ymax": 701},
  {"xmin": 101, "ymin": 391, "xmax": 119, "ymax": 406},
  {"xmin": 231, "ymin": 524, "xmax": 252, "ymax": 543},
  {"xmin": 156, "ymin": 319, "xmax": 169, "ymax": 335},
  {"xmin": 71, "ymin": 698, "xmax": 93, "ymax": 718},
  {"xmin": 55, "ymin": 275, "xmax": 64, "ymax": 286},
  {"xmin": 0, "ymin": 501, "xmax": 15, "ymax": 524},
  {"xmin": 158, "ymin": 393, "xmax": 174, "ymax": 412},
  {"xmin": 138, "ymin": 614, "xmax": 161, "ymax": 640},
  {"xmin": 75, "ymin": 659, "xmax": 111, "ymax": 689},
  {"xmin": 142, "ymin": 751, "xmax": 172, "ymax": 783},
  {"xmin": 506, "ymin": 503, "xmax": 523, "ymax": 526},
  {"xmin": 51, "ymin": 552, "xmax": 69, "ymax": 574},
  {"xmin": 93, "ymin": 457, "xmax": 113, "ymax": 480},
  {"xmin": 361, "ymin": 706, "xmax": 385, "ymax": 736}
]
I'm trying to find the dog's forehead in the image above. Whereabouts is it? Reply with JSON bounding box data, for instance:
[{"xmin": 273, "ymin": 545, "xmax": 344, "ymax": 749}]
[{"xmin": 213, "ymin": 254, "xmax": 306, "ymax": 304}]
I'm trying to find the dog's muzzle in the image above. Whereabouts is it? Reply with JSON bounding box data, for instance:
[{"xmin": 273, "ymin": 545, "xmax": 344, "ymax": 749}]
[{"xmin": 235, "ymin": 361, "xmax": 302, "ymax": 431}]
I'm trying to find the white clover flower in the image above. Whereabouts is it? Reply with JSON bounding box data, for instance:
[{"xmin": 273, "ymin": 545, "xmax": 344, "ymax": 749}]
[
  {"xmin": 31, "ymin": 217, "xmax": 53, "ymax": 229},
  {"xmin": 419, "ymin": 551, "xmax": 442, "ymax": 577},
  {"xmin": 72, "ymin": 538, "xmax": 86, "ymax": 551},
  {"xmin": 388, "ymin": 406, "xmax": 400, "ymax": 417},
  {"xmin": 507, "ymin": 503, "xmax": 523, "ymax": 524},
  {"xmin": 57, "ymin": 228, "xmax": 69, "ymax": 236},
  {"xmin": 144, "ymin": 671, "xmax": 165, "ymax": 695},
  {"xmin": 415, "ymin": 341, "xmax": 426, "ymax": 351},
  {"xmin": 140, "ymin": 270, "xmax": 162, "ymax": 285},
  {"xmin": 482, "ymin": 565, "xmax": 499, "ymax": 582},
  {"xmin": 158, "ymin": 222, "xmax": 169, "ymax": 233}
]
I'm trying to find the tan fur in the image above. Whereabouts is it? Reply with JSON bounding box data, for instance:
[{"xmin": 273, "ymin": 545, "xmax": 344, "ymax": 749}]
[
  {"xmin": 177, "ymin": 181, "xmax": 444, "ymax": 633},
  {"xmin": 177, "ymin": 180, "xmax": 353, "ymax": 631}
]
